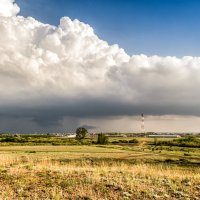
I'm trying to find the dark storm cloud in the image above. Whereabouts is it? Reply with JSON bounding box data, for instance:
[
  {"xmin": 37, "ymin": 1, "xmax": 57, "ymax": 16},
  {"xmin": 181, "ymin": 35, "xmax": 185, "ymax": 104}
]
[{"xmin": 0, "ymin": 95, "xmax": 200, "ymax": 133}]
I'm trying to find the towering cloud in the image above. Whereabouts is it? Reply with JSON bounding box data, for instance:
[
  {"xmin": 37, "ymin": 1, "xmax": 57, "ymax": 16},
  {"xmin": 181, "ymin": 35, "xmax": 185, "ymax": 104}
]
[
  {"xmin": 0, "ymin": 0, "xmax": 20, "ymax": 17},
  {"xmin": 0, "ymin": 0, "xmax": 200, "ymax": 132}
]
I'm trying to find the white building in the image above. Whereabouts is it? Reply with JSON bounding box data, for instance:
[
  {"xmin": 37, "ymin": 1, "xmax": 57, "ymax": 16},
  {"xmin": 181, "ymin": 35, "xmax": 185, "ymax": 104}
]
[{"xmin": 148, "ymin": 135, "xmax": 181, "ymax": 138}]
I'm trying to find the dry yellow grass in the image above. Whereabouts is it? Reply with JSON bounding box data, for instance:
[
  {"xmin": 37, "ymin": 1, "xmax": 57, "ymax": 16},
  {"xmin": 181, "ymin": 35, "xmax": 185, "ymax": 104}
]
[{"xmin": 0, "ymin": 146, "xmax": 200, "ymax": 199}]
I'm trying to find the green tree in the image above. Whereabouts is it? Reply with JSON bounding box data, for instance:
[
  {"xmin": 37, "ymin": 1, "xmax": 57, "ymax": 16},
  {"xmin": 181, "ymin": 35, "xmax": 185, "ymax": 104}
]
[
  {"xmin": 76, "ymin": 127, "xmax": 88, "ymax": 140},
  {"xmin": 97, "ymin": 133, "xmax": 108, "ymax": 144}
]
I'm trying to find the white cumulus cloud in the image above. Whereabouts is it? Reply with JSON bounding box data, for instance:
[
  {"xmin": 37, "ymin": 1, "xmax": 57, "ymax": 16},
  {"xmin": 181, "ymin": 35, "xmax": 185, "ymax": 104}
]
[{"xmin": 0, "ymin": 0, "xmax": 20, "ymax": 17}]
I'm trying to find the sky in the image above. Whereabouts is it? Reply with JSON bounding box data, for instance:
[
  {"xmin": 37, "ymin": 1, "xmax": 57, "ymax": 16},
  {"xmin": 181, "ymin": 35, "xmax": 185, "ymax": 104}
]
[
  {"xmin": 0, "ymin": 0, "xmax": 200, "ymax": 133},
  {"xmin": 15, "ymin": 0, "xmax": 200, "ymax": 57}
]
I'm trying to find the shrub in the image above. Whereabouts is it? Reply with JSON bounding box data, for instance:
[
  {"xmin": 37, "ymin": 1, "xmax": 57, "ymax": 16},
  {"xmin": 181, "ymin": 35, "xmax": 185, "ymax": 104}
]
[
  {"xmin": 155, "ymin": 136, "xmax": 200, "ymax": 148},
  {"xmin": 0, "ymin": 136, "xmax": 27, "ymax": 143},
  {"xmin": 97, "ymin": 133, "xmax": 108, "ymax": 144},
  {"xmin": 112, "ymin": 141, "xmax": 119, "ymax": 144},
  {"xmin": 129, "ymin": 138, "xmax": 139, "ymax": 144},
  {"xmin": 184, "ymin": 153, "xmax": 191, "ymax": 156},
  {"xmin": 119, "ymin": 140, "xmax": 129, "ymax": 143}
]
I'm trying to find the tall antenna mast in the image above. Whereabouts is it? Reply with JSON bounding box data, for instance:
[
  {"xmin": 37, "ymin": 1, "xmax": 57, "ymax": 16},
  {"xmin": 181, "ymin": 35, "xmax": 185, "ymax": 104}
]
[{"xmin": 141, "ymin": 113, "xmax": 145, "ymax": 133}]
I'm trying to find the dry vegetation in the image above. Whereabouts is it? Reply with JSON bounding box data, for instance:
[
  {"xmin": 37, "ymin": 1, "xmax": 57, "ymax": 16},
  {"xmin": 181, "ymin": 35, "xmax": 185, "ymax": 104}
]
[{"xmin": 0, "ymin": 145, "xmax": 200, "ymax": 199}]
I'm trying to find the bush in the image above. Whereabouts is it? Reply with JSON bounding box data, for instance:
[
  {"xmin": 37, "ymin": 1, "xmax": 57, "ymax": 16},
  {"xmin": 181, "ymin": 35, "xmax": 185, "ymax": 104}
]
[
  {"xmin": 0, "ymin": 136, "xmax": 27, "ymax": 143},
  {"xmin": 97, "ymin": 133, "xmax": 108, "ymax": 144},
  {"xmin": 111, "ymin": 138, "xmax": 139, "ymax": 144},
  {"xmin": 119, "ymin": 140, "xmax": 129, "ymax": 143},
  {"xmin": 155, "ymin": 136, "xmax": 200, "ymax": 148},
  {"xmin": 184, "ymin": 153, "xmax": 191, "ymax": 156},
  {"xmin": 112, "ymin": 141, "xmax": 119, "ymax": 144},
  {"xmin": 129, "ymin": 139, "xmax": 139, "ymax": 144}
]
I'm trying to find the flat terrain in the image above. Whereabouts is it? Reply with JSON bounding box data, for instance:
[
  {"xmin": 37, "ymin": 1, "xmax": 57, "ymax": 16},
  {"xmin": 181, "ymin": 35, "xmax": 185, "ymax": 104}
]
[
  {"xmin": 0, "ymin": 135, "xmax": 200, "ymax": 200},
  {"xmin": 0, "ymin": 138, "xmax": 200, "ymax": 200}
]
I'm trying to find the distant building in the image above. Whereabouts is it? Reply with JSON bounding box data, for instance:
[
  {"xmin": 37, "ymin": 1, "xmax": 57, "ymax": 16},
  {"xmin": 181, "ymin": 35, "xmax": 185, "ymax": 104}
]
[
  {"xmin": 66, "ymin": 134, "xmax": 76, "ymax": 138},
  {"xmin": 148, "ymin": 135, "xmax": 181, "ymax": 138}
]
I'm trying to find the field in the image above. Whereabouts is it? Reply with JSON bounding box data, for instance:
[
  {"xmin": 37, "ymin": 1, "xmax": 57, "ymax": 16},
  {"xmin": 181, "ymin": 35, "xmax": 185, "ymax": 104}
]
[{"xmin": 0, "ymin": 135, "xmax": 200, "ymax": 199}]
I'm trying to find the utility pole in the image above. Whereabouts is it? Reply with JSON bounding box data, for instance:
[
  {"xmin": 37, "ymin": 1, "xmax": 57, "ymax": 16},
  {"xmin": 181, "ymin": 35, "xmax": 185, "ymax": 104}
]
[{"xmin": 141, "ymin": 113, "xmax": 145, "ymax": 133}]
